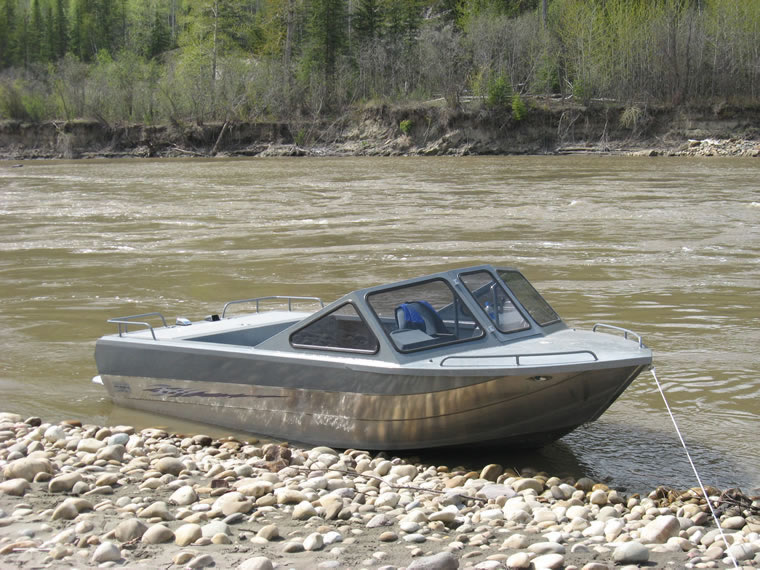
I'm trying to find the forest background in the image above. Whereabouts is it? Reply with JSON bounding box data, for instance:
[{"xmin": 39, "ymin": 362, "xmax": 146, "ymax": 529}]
[{"xmin": 1, "ymin": 0, "xmax": 759, "ymax": 132}]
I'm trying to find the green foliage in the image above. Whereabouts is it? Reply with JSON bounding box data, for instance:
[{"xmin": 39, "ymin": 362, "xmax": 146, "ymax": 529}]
[
  {"xmin": 486, "ymin": 74, "xmax": 512, "ymax": 109},
  {"xmin": 399, "ymin": 118, "xmax": 412, "ymax": 134},
  {"xmin": 0, "ymin": 80, "xmax": 47, "ymax": 121},
  {"xmin": 0, "ymin": 81, "xmax": 27, "ymax": 119},
  {"xmin": 511, "ymin": 92, "xmax": 526, "ymax": 121},
  {"xmin": 2, "ymin": 0, "xmax": 760, "ymax": 125}
]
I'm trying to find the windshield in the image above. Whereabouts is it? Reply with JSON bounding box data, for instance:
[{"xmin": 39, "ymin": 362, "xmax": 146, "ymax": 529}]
[
  {"xmin": 459, "ymin": 270, "xmax": 530, "ymax": 333},
  {"xmin": 497, "ymin": 269, "xmax": 561, "ymax": 326},
  {"xmin": 367, "ymin": 278, "xmax": 484, "ymax": 352}
]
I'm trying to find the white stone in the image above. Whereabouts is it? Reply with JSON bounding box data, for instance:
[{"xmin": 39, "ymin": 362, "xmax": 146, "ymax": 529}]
[
  {"xmin": 375, "ymin": 491, "xmax": 401, "ymax": 508},
  {"xmin": 512, "ymin": 478, "xmax": 544, "ymax": 494},
  {"xmin": 170, "ymin": 485, "xmax": 198, "ymax": 506},
  {"xmin": 727, "ymin": 543, "xmax": 758, "ymax": 562},
  {"xmin": 582, "ymin": 520, "xmax": 606, "ymax": 537},
  {"xmin": 531, "ymin": 553, "xmax": 564, "ymax": 569},
  {"xmin": 201, "ymin": 521, "xmax": 230, "ymax": 538},
  {"xmin": 114, "ymin": 518, "xmax": 147, "ymax": 541},
  {"xmin": 612, "ymin": 541, "xmax": 650, "ymax": 563},
  {"xmin": 406, "ymin": 551, "xmax": 458, "ymax": 569},
  {"xmin": 589, "ymin": 489, "xmax": 607, "ymax": 505},
  {"xmin": 44, "ymin": 425, "xmax": 67, "ymax": 443},
  {"xmin": 429, "ymin": 506, "xmax": 458, "ymax": 523},
  {"xmin": 0, "ymin": 478, "xmax": 30, "ymax": 496},
  {"xmin": 77, "ymin": 437, "xmax": 106, "ymax": 453},
  {"xmin": 276, "ymin": 488, "xmax": 306, "ymax": 504},
  {"xmin": 304, "ymin": 532, "xmax": 324, "ymax": 551},
  {"xmin": 506, "ymin": 552, "xmax": 532, "ymax": 569},
  {"xmin": 721, "ymin": 516, "xmax": 746, "ymax": 530},
  {"xmin": 238, "ymin": 480, "xmax": 273, "ymax": 497},
  {"xmin": 256, "ymin": 524, "xmax": 280, "ymax": 541},
  {"xmin": 502, "ymin": 534, "xmax": 529, "ymax": 549},
  {"xmin": 640, "ymin": 515, "xmax": 680, "ymax": 544},
  {"xmin": 238, "ymin": 557, "xmax": 274, "ymax": 570},
  {"xmin": 91, "ymin": 541, "xmax": 121, "ymax": 563},
  {"xmin": 142, "ymin": 524, "xmax": 174, "ymax": 544},
  {"xmin": 154, "ymin": 456, "xmax": 185, "ymax": 476},
  {"xmin": 566, "ymin": 505, "xmax": 590, "ymax": 520},
  {"xmin": 604, "ymin": 519, "xmax": 625, "ymax": 542},
  {"xmin": 186, "ymin": 554, "xmax": 215, "ymax": 569},
  {"xmin": 3, "ymin": 456, "xmax": 53, "ymax": 481},
  {"xmin": 175, "ymin": 523, "xmax": 202, "ymax": 546},
  {"xmin": 528, "ymin": 542, "xmax": 566, "ymax": 555},
  {"xmin": 389, "ymin": 464, "xmax": 418, "ymax": 479},
  {"xmin": 292, "ymin": 500, "xmax": 317, "ymax": 520},
  {"xmin": 49, "ymin": 472, "xmax": 83, "ymax": 493},
  {"xmin": 479, "ymin": 508, "xmax": 504, "ymax": 521},
  {"xmin": 138, "ymin": 501, "xmax": 173, "ymax": 521}
]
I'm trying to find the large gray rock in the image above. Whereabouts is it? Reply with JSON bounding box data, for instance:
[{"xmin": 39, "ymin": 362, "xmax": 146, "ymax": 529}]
[
  {"xmin": 170, "ymin": 485, "xmax": 198, "ymax": 506},
  {"xmin": 238, "ymin": 556, "xmax": 274, "ymax": 570},
  {"xmin": 175, "ymin": 523, "xmax": 202, "ymax": 546},
  {"xmin": 612, "ymin": 541, "xmax": 650, "ymax": 563},
  {"xmin": 114, "ymin": 518, "xmax": 148, "ymax": 542},
  {"xmin": 0, "ymin": 478, "xmax": 30, "ymax": 496},
  {"xmin": 91, "ymin": 541, "xmax": 121, "ymax": 563},
  {"xmin": 3, "ymin": 456, "xmax": 53, "ymax": 481},
  {"xmin": 407, "ymin": 551, "xmax": 458, "ymax": 569},
  {"xmin": 142, "ymin": 524, "xmax": 174, "ymax": 544},
  {"xmin": 154, "ymin": 456, "xmax": 185, "ymax": 476},
  {"xmin": 48, "ymin": 472, "xmax": 82, "ymax": 493}
]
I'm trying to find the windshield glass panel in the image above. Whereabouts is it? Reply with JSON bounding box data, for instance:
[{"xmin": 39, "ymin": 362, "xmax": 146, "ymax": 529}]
[
  {"xmin": 497, "ymin": 270, "xmax": 561, "ymax": 326},
  {"xmin": 460, "ymin": 271, "xmax": 530, "ymax": 333},
  {"xmin": 290, "ymin": 303, "xmax": 379, "ymax": 353},
  {"xmin": 367, "ymin": 279, "xmax": 483, "ymax": 352}
]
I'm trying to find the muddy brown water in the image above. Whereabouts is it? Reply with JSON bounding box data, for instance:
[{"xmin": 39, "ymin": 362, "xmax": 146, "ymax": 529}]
[{"xmin": 1, "ymin": 156, "xmax": 758, "ymax": 494}]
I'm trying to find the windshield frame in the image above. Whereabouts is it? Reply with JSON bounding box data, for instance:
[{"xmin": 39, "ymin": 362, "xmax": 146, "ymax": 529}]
[{"xmin": 365, "ymin": 277, "xmax": 486, "ymax": 353}]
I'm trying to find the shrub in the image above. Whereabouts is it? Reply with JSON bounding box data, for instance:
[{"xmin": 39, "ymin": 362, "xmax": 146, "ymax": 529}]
[
  {"xmin": 620, "ymin": 105, "xmax": 643, "ymax": 130},
  {"xmin": 486, "ymin": 74, "xmax": 512, "ymax": 109},
  {"xmin": 399, "ymin": 119, "xmax": 413, "ymax": 135},
  {"xmin": 511, "ymin": 93, "xmax": 527, "ymax": 121}
]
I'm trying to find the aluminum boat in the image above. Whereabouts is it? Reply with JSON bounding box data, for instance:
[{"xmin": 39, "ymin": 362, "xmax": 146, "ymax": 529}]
[{"xmin": 93, "ymin": 265, "xmax": 652, "ymax": 449}]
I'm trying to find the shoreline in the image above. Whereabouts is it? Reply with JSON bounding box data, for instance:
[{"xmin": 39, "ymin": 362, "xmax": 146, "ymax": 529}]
[
  {"xmin": 1, "ymin": 412, "xmax": 758, "ymax": 569},
  {"xmin": 2, "ymin": 101, "xmax": 759, "ymax": 161}
]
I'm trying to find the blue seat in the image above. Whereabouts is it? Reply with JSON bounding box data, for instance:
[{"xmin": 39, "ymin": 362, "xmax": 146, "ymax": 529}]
[{"xmin": 395, "ymin": 301, "xmax": 449, "ymax": 336}]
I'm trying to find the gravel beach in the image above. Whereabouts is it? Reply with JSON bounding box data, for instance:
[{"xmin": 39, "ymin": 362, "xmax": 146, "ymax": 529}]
[{"xmin": 1, "ymin": 412, "xmax": 758, "ymax": 570}]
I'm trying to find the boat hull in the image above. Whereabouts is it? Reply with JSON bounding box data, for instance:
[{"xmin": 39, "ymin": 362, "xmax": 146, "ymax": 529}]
[{"xmin": 98, "ymin": 363, "xmax": 646, "ymax": 450}]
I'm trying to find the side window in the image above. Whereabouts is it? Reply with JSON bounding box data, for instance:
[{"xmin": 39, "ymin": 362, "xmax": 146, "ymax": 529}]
[
  {"xmin": 290, "ymin": 303, "xmax": 379, "ymax": 354},
  {"xmin": 497, "ymin": 269, "xmax": 561, "ymax": 326},
  {"xmin": 460, "ymin": 271, "xmax": 530, "ymax": 333},
  {"xmin": 367, "ymin": 279, "xmax": 483, "ymax": 352}
]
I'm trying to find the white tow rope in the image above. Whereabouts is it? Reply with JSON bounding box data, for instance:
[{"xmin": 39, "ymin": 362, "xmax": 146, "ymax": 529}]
[{"xmin": 650, "ymin": 367, "xmax": 739, "ymax": 569}]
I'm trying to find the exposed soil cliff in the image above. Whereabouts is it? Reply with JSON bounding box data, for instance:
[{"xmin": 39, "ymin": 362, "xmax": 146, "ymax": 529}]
[{"xmin": 1, "ymin": 99, "xmax": 759, "ymax": 160}]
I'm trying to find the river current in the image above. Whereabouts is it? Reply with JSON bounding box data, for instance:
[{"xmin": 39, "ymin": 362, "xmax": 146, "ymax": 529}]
[{"xmin": 1, "ymin": 156, "xmax": 758, "ymax": 494}]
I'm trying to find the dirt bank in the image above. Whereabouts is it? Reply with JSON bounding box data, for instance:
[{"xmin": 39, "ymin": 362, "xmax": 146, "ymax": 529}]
[{"xmin": 1, "ymin": 100, "xmax": 760, "ymax": 160}]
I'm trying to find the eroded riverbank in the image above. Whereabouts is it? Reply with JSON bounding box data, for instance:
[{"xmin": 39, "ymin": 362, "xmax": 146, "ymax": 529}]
[
  {"xmin": 2, "ymin": 101, "xmax": 759, "ymax": 160},
  {"xmin": 1, "ymin": 412, "xmax": 759, "ymax": 569}
]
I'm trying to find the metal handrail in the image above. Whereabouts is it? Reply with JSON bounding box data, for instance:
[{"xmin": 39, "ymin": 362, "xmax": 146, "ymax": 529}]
[
  {"xmin": 440, "ymin": 349, "xmax": 598, "ymax": 367},
  {"xmin": 592, "ymin": 323, "xmax": 644, "ymax": 347},
  {"xmin": 108, "ymin": 312, "xmax": 168, "ymax": 340},
  {"xmin": 221, "ymin": 296, "xmax": 324, "ymax": 319}
]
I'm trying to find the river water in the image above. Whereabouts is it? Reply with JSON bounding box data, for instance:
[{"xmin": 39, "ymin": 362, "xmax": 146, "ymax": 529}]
[{"xmin": 1, "ymin": 156, "xmax": 758, "ymax": 494}]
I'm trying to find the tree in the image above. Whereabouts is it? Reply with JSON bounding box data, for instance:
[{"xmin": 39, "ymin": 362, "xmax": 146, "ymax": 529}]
[
  {"xmin": 0, "ymin": 0, "xmax": 20, "ymax": 68},
  {"xmin": 28, "ymin": 0, "xmax": 45, "ymax": 64},
  {"xmin": 148, "ymin": 9, "xmax": 171, "ymax": 58},
  {"xmin": 53, "ymin": 0, "xmax": 68, "ymax": 58},
  {"xmin": 303, "ymin": 0, "xmax": 347, "ymax": 83}
]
